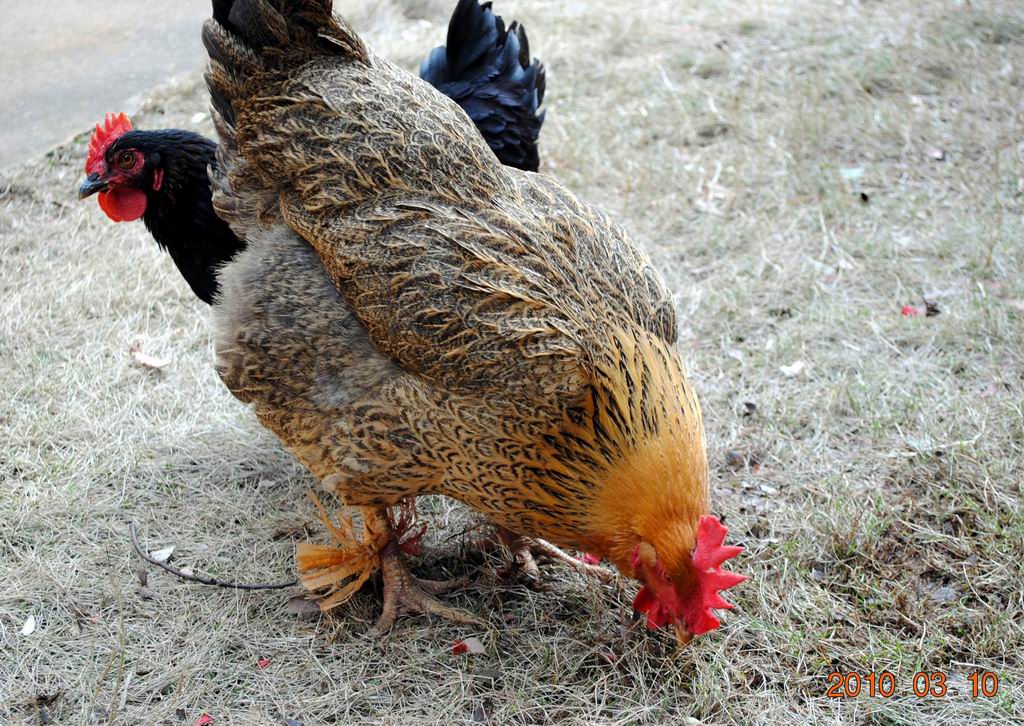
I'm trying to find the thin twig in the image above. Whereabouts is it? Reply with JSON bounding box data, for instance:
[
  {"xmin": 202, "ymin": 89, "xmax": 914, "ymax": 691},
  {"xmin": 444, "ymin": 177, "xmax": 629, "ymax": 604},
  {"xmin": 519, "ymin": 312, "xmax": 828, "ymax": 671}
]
[
  {"xmin": 129, "ymin": 522, "xmax": 297, "ymax": 591},
  {"xmin": 442, "ymin": 520, "xmax": 492, "ymax": 545}
]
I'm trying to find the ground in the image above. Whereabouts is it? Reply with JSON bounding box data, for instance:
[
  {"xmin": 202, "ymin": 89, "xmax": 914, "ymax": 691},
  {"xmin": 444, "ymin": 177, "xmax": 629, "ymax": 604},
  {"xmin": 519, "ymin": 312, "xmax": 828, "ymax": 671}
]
[
  {"xmin": 1, "ymin": 0, "xmax": 1022, "ymax": 723},
  {"xmin": 0, "ymin": 0, "xmax": 208, "ymax": 170}
]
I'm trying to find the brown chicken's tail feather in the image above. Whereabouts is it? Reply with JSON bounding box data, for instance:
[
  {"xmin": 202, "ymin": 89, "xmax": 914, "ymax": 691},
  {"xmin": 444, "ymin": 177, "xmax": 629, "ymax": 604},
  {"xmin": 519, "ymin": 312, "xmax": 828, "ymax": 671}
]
[
  {"xmin": 204, "ymin": 0, "xmax": 368, "ymax": 66},
  {"xmin": 203, "ymin": 0, "xmax": 370, "ymax": 234},
  {"xmin": 203, "ymin": 0, "xmax": 368, "ymax": 125}
]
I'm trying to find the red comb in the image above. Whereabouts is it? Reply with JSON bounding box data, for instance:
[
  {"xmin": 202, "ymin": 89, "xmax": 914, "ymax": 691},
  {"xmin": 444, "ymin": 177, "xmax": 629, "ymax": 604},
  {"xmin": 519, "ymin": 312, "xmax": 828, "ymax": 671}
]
[
  {"xmin": 632, "ymin": 515, "xmax": 747, "ymax": 635},
  {"xmin": 86, "ymin": 113, "xmax": 133, "ymax": 175},
  {"xmin": 684, "ymin": 515, "xmax": 747, "ymax": 634}
]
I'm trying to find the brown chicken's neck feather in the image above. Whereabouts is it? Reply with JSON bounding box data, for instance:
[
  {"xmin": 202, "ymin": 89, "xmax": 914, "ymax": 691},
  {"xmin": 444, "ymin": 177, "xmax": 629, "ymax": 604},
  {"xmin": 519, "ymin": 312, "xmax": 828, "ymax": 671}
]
[{"xmin": 578, "ymin": 327, "xmax": 709, "ymax": 575}]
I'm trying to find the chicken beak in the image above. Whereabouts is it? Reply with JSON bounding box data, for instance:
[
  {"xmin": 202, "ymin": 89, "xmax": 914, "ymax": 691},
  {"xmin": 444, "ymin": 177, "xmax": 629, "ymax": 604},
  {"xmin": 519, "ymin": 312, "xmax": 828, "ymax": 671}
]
[
  {"xmin": 673, "ymin": 622, "xmax": 694, "ymax": 647},
  {"xmin": 78, "ymin": 173, "xmax": 109, "ymax": 199}
]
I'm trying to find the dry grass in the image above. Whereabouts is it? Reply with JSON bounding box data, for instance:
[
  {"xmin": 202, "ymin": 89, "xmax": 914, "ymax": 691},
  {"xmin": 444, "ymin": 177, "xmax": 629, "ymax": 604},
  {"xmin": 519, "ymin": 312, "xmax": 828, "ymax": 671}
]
[{"xmin": 2, "ymin": 0, "xmax": 1023, "ymax": 723}]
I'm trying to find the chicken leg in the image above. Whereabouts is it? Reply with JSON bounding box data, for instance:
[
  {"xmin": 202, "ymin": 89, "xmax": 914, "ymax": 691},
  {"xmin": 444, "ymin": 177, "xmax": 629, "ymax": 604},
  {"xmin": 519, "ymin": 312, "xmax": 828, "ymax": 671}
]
[
  {"xmin": 363, "ymin": 506, "xmax": 483, "ymax": 634},
  {"xmin": 296, "ymin": 498, "xmax": 481, "ymax": 632},
  {"xmin": 486, "ymin": 526, "xmax": 614, "ymax": 585}
]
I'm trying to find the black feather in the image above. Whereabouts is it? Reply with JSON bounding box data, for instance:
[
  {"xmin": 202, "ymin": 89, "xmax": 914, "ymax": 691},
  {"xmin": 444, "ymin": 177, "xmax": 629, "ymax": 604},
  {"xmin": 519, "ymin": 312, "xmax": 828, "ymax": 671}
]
[
  {"xmin": 109, "ymin": 130, "xmax": 243, "ymax": 304},
  {"xmin": 211, "ymin": 0, "xmax": 235, "ymax": 30},
  {"xmin": 420, "ymin": 0, "xmax": 546, "ymax": 171}
]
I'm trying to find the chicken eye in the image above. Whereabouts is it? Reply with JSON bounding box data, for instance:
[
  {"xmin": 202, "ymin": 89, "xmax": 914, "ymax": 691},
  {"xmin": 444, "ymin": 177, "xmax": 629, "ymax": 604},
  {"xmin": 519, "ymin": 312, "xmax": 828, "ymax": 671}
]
[{"xmin": 117, "ymin": 151, "xmax": 136, "ymax": 171}]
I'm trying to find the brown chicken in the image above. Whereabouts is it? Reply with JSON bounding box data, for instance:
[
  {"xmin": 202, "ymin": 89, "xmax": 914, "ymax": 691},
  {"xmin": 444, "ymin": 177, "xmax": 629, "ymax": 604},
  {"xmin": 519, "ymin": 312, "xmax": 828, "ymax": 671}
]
[{"xmin": 201, "ymin": 0, "xmax": 745, "ymax": 641}]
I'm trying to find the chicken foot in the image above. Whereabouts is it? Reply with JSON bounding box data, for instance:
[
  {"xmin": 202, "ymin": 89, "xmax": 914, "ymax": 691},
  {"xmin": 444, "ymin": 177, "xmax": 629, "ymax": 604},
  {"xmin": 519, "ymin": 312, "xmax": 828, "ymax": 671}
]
[
  {"xmin": 485, "ymin": 526, "xmax": 614, "ymax": 585},
  {"xmin": 361, "ymin": 506, "xmax": 482, "ymax": 633},
  {"xmin": 297, "ymin": 500, "xmax": 482, "ymax": 632}
]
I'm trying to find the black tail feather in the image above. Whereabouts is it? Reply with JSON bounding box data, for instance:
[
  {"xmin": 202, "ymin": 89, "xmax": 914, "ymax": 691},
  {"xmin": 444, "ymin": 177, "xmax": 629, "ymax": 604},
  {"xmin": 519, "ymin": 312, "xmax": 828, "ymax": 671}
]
[
  {"xmin": 205, "ymin": 0, "xmax": 365, "ymax": 69},
  {"xmin": 211, "ymin": 0, "xmax": 235, "ymax": 31},
  {"xmin": 420, "ymin": 0, "xmax": 546, "ymax": 171}
]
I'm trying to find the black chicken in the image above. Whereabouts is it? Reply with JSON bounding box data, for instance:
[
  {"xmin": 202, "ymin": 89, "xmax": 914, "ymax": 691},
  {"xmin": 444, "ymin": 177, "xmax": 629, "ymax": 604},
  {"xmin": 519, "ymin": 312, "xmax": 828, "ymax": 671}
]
[{"xmin": 78, "ymin": 0, "xmax": 546, "ymax": 305}]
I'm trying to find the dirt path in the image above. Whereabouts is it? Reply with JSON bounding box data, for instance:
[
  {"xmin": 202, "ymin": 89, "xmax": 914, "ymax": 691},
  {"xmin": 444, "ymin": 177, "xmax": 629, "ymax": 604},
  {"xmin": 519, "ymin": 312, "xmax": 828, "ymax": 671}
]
[{"xmin": 0, "ymin": 0, "xmax": 208, "ymax": 170}]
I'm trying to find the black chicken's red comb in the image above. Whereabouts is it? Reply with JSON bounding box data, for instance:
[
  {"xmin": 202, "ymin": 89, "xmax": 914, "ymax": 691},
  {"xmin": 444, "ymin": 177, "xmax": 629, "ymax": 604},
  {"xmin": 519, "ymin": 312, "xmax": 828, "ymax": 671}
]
[{"xmin": 86, "ymin": 113, "xmax": 133, "ymax": 175}]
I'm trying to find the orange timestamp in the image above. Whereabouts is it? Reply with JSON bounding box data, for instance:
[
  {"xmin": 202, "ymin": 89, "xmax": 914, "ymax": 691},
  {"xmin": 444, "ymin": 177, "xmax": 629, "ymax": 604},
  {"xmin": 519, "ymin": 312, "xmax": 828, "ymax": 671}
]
[{"xmin": 826, "ymin": 671, "xmax": 1000, "ymax": 699}]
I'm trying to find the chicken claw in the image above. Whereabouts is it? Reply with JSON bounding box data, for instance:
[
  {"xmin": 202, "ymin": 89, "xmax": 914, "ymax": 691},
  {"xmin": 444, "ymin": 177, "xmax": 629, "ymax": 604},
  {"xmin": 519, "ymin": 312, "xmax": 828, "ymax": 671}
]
[
  {"xmin": 370, "ymin": 538, "xmax": 483, "ymax": 635},
  {"xmin": 529, "ymin": 538, "xmax": 615, "ymax": 582},
  {"xmin": 486, "ymin": 527, "xmax": 615, "ymax": 585},
  {"xmin": 297, "ymin": 498, "xmax": 481, "ymax": 632}
]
